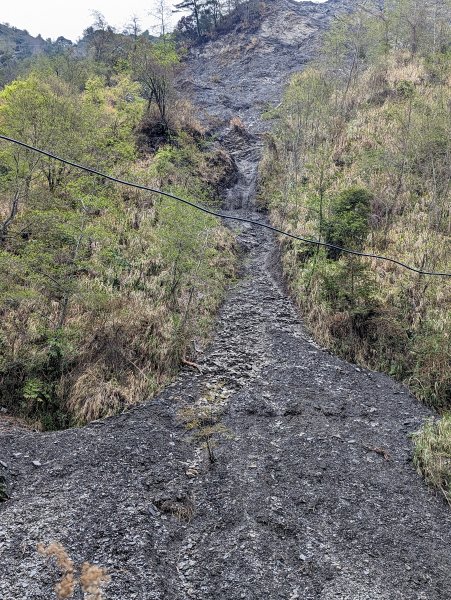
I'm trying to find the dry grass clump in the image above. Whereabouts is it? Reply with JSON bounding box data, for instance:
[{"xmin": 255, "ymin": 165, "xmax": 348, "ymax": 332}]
[
  {"xmin": 244, "ymin": 37, "xmax": 259, "ymax": 53},
  {"xmin": 80, "ymin": 562, "xmax": 111, "ymax": 600},
  {"xmin": 173, "ymin": 98, "xmax": 206, "ymax": 136},
  {"xmin": 156, "ymin": 494, "xmax": 195, "ymax": 522},
  {"xmin": 64, "ymin": 299, "xmax": 173, "ymax": 424},
  {"xmin": 230, "ymin": 116, "xmax": 246, "ymax": 132},
  {"xmin": 413, "ymin": 415, "xmax": 451, "ymax": 505},
  {"xmin": 38, "ymin": 542, "xmax": 110, "ymax": 600},
  {"xmin": 385, "ymin": 53, "xmax": 426, "ymax": 87},
  {"xmin": 37, "ymin": 543, "xmax": 75, "ymax": 599}
]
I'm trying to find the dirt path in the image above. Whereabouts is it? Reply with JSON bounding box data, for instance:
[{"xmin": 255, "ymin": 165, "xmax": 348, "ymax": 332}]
[{"xmin": 1, "ymin": 1, "xmax": 450, "ymax": 598}]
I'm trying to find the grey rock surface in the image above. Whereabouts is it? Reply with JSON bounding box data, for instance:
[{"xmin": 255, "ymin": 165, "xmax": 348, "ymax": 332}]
[
  {"xmin": 180, "ymin": 0, "xmax": 350, "ymax": 130},
  {"xmin": 1, "ymin": 1, "xmax": 450, "ymax": 598}
]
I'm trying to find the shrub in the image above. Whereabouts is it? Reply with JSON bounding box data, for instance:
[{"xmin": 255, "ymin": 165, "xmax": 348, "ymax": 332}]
[
  {"xmin": 413, "ymin": 415, "xmax": 451, "ymax": 505},
  {"xmin": 324, "ymin": 187, "xmax": 372, "ymax": 258}
]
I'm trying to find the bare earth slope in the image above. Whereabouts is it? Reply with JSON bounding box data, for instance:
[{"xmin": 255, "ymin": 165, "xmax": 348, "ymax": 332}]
[{"xmin": 1, "ymin": 1, "xmax": 450, "ymax": 598}]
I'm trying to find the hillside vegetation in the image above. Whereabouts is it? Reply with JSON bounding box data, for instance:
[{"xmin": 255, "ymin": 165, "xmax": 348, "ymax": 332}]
[
  {"xmin": 0, "ymin": 23, "xmax": 51, "ymax": 86},
  {"xmin": 260, "ymin": 0, "xmax": 450, "ymax": 501},
  {"xmin": 261, "ymin": 0, "xmax": 450, "ymax": 409},
  {"xmin": 0, "ymin": 31, "xmax": 236, "ymax": 429}
]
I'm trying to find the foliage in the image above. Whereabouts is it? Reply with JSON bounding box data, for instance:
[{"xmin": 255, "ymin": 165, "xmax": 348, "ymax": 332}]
[
  {"xmin": 413, "ymin": 415, "xmax": 451, "ymax": 505},
  {"xmin": 0, "ymin": 42, "xmax": 236, "ymax": 429},
  {"xmin": 324, "ymin": 187, "xmax": 372, "ymax": 257},
  {"xmin": 174, "ymin": 0, "xmax": 265, "ymax": 42},
  {"xmin": 131, "ymin": 37, "xmax": 179, "ymax": 128}
]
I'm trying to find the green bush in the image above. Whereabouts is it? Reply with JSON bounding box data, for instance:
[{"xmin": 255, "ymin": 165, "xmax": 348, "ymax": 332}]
[{"xmin": 324, "ymin": 187, "xmax": 372, "ymax": 257}]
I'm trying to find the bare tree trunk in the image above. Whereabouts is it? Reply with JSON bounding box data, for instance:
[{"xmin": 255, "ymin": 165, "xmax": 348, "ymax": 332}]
[{"xmin": 0, "ymin": 191, "xmax": 20, "ymax": 245}]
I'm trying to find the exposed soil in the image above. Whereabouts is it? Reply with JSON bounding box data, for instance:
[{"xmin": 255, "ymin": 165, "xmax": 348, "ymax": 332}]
[{"xmin": 1, "ymin": 1, "xmax": 450, "ymax": 598}]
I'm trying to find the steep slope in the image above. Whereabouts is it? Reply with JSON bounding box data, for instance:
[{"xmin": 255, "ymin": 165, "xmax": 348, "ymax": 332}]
[
  {"xmin": 181, "ymin": 0, "xmax": 349, "ymax": 130},
  {"xmin": 1, "ymin": 1, "xmax": 450, "ymax": 599},
  {"xmin": 0, "ymin": 23, "xmax": 50, "ymax": 57},
  {"xmin": 0, "ymin": 24, "xmax": 52, "ymax": 84}
]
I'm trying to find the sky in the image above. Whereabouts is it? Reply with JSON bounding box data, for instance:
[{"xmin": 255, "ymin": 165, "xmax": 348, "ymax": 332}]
[
  {"xmin": 1, "ymin": 0, "xmax": 327, "ymax": 43},
  {"xmin": 1, "ymin": 0, "xmax": 176, "ymax": 42}
]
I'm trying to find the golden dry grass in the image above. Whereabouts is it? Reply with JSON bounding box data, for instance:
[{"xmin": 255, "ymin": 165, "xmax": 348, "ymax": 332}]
[
  {"xmin": 413, "ymin": 415, "xmax": 451, "ymax": 505},
  {"xmin": 37, "ymin": 543, "xmax": 75, "ymax": 599},
  {"xmin": 230, "ymin": 116, "xmax": 246, "ymax": 132},
  {"xmin": 80, "ymin": 562, "xmax": 110, "ymax": 600},
  {"xmin": 38, "ymin": 542, "xmax": 110, "ymax": 600}
]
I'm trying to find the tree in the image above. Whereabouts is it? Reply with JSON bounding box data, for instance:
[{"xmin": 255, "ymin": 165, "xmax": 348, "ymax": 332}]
[
  {"xmin": 0, "ymin": 76, "xmax": 90, "ymax": 241},
  {"xmin": 83, "ymin": 12, "xmax": 126, "ymax": 71},
  {"xmin": 174, "ymin": 0, "xmax": 205, "ymax": 38},
  {"xmin": 132, "ymin": 38, "xmax": 179, "ymax": 128},
  {"xmin": 149, "ymin": 0, "xmax": 173, "ymax": 38},
  {"xmin": 324, "ymin": 187, "xmax": 372, "ymax": 258},
  {"xmin": 124, "ymin": 14, "xmax": 142, "ymax": 40},
  {"xmin": 123, "ymin": 15, "xmax": 142, "ymax": 53}
]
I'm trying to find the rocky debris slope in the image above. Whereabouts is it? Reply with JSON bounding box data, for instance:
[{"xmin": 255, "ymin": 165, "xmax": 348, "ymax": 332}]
[
  {"xmin": 180, "ymin": 0, "xmax": 350, "ymax": 130},
  {"xmin": 1, "ymin": 1, "xmax": 451, "ymax": 598}
]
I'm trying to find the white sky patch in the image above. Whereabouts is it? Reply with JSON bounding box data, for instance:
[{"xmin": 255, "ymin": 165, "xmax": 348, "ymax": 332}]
[
  {"xmin": 1, "ymin": 0, "xmax": 327, "ymax": 43},
  {"xmin": 1, "ymin": 0, "xmax": 177, "ymax": 42}
]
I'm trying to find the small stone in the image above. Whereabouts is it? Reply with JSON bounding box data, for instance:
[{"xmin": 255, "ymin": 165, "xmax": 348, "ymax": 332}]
[
  {"xmin": 32, "ymin": 460, "xmax": 41, "ymax": 467},
  {"xmin": 299, "ymin": 553, "xmax": 307, "ymax": 561}
]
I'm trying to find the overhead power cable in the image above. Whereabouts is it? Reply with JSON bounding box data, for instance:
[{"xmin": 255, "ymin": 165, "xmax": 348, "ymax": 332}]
[{"xmin": 0, "ymin": 134, "xmax": 450, "ymax": 278}]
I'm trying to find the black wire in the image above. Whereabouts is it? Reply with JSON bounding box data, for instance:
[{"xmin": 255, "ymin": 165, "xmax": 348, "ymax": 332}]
[{"xmin": 0, "ymin": 133, "xmax": 450, "ymax": 277}]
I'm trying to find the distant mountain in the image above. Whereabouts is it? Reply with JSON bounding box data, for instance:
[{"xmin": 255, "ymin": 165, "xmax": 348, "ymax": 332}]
[
  {"xmin": 0, "ymin": 23, "xmax": 76, "ymax": 85},
  {"xmin": 0, "ymin": 22, "xmax": 52, "ymax": 58}
]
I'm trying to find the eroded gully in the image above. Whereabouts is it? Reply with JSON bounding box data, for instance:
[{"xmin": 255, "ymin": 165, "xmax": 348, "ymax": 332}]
[{"xmin": 1, "ymin": 0, "xmax": 451, "ymax": 598}]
